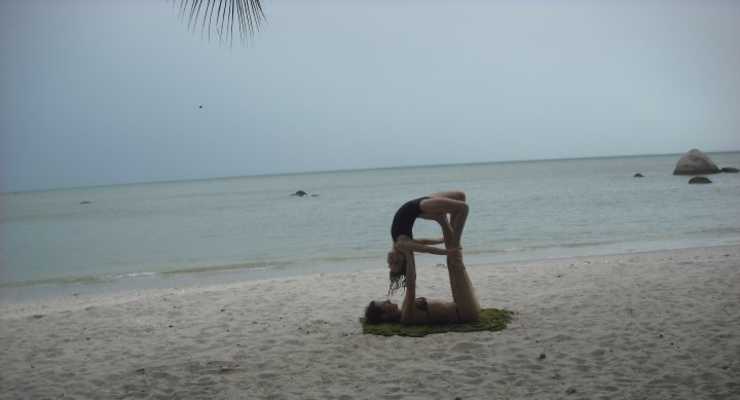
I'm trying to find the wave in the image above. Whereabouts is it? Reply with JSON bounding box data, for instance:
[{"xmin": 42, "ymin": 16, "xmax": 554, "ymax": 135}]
[
  {"xmin": 687, "ymin": 227, "xmax": 740, "ymax": 236},
  {"xmin": 159, "ymin": 260, "xmax": 291, "ymax": 275},
  {"xmin": 0, "ymin": 274, "xmax": 109, "ymax": 289},
  {"xmin": 0, "ymin": 270, "xmax": 164, "ymax": 289},
  {"xmin": 560, "ymin": 240, "xmax": 617, "ymax": 248},
  {"xmin": 112, "ymin": 271, "xmax": 157, "ymax": 279},
  {"xmin": 0, "ymin": 255, "xmax": 377, "ymax": 289},
  {"xmin": 462, "ymin": 240, "xmax": 618, "ymax": 256}
]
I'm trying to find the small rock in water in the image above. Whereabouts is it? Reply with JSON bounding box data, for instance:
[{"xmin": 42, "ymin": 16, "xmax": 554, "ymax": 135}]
[
  {"xmin": 633, "ymin": 173, "xmax": 644, "ymax": 178},
  {"xmin": 565, "ymin": 387, "xmax": 577, "ymax": 395},
  {"xmin": 688, "ymin": 176, "xmax": 712, "ymax": 184},
  {"xmin": 721, "ymin": 167, "xmax": 738, "ymax": 173},
  {"xmin": 79, "ymin": 201, "xmax": 92, "ymax": 205},
  {"xmin": 32, "ymin": 314, "xmax": 44, "ymax": 319},
  {"xmin": 538, "ymin": 353, "xmax": 546, "ymax": 360}
]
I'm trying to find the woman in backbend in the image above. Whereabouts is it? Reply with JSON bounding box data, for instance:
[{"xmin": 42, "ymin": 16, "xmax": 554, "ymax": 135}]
[
  {"xmin": 387, "ymin": 191, "xmax": 469, "ymax": 293},
  {"xmin": 374, "ymin": 191, "xmax": 480, "ymax": 324}
]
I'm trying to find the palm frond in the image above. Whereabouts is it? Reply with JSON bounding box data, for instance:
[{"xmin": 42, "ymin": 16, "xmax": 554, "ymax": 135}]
[{"xmin": 177, "ymin": 0, "xmax": 265, "ymax": 44}]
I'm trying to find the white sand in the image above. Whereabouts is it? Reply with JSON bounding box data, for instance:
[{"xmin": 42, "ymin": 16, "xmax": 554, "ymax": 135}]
[{"xmin": 1, "ymin": 245, "xmax": 739, "ymax": 399}]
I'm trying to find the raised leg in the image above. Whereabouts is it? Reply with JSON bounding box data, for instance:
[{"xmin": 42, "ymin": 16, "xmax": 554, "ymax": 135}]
[
  {"xmin": 428, "ymin": 191, "xmax": 466, "ymax": 202},
  {"xmin": 437, "ymin": 213, "xmax": 479, "ymax": 322},
  {"xmin": 446, "ymin": 251, "xmax": 480, "ymax": 322},
  {"xmin": 428, "ymin": 191, "xmax": 467, "ymax": 244}
]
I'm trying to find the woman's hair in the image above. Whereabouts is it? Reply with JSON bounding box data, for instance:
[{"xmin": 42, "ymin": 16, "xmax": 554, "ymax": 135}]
[
  {"xmin": 388, "ymin": 269, "xmax": 407, "ymax": 296},
  {"xmin": 387, "ymin": 251, "xmax": 407, "ymax": 296},
  {"xmin": 364, "ymin": 301, "xmax": 384, "ymax": 324}
]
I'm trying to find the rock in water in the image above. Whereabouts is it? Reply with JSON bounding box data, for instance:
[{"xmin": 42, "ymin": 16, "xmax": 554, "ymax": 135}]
[
  {"xmin": 633, "ymin": 173, "xmax": 644, "ymax": 178},
  {"xmin": 721, "ymin": 167, "xmax": 739, "ymax": 173},
  {"xmin": 291, "ymin": 190, "xmax": 308, "ymax": 197},
  {"xmin": 688, "ymin": 176, "xmax": 712, "ymax": 184},
  {"xmin": 673, "ymin": 149, "xmax": 720, "ymax": 175}
]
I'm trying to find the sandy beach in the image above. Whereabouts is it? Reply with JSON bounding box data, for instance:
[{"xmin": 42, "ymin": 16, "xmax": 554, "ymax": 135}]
[{"xmin": 1, "ymin": 245, "xmax": 739, "ymax": 399}]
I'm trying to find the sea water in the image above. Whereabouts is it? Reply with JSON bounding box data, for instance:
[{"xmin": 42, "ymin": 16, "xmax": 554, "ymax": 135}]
[{"xmin": 2, "ymin": 152, "xmax": 739, "ymax": 301}]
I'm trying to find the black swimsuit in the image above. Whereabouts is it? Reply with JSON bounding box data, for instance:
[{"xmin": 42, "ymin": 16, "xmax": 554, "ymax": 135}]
[{"xmin": 390, "ymin": 196, "xmax": 429, "ymax": 241}]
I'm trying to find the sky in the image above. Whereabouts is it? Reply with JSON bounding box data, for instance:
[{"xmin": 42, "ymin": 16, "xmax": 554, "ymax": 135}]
[{"xmin": 1, "ymin": 0, "xmax": 739, "ymax": 192}]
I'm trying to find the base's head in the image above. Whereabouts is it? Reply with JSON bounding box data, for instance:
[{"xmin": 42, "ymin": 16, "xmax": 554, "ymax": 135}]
[{"xmin": 364, "ymin": 300, "xmax": 401, "ymax": 324}]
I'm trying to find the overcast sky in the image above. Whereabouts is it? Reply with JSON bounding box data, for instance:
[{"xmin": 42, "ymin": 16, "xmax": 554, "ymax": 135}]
[{"xmin": 1, "ymin": 0, "xmax": 739, "ymax": 192}]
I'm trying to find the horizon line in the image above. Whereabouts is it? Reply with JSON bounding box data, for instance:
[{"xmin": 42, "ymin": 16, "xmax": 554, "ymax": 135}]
[{"xmin": 3, "ymin": 149, "xmax": 739, "ymax": 194}]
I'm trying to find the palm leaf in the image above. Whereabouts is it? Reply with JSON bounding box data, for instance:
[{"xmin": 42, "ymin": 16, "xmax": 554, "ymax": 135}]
[{"xmin": 177, "ymin": 0, "xmax": 265, "ymax": 44}]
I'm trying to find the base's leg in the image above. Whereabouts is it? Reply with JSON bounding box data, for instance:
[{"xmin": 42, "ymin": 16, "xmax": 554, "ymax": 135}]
[{"xmin": 441, "ymin": 218, "xmax": 480, "ymax": 322}]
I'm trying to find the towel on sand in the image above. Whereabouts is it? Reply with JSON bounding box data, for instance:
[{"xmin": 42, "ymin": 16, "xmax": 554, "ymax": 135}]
[{"xmin": 361, "ymin": 308, "xmax": 513, "ymax": 337}]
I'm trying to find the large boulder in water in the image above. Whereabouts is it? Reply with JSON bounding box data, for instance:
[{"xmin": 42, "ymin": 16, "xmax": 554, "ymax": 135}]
[{"xmin": 673, "ymin": 149, "xmax": 720, "ymax": 175}]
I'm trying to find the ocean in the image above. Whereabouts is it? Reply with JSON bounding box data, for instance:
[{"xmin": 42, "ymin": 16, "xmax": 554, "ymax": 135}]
[{"xmin": 1, "ymin": 152, "xmax": 739, "ymax": 302}]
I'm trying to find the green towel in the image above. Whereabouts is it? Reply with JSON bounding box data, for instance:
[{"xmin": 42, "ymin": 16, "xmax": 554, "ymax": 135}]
[{"xmin": 361, "ymin": 308, "xmax": 513, "ymax": 337}]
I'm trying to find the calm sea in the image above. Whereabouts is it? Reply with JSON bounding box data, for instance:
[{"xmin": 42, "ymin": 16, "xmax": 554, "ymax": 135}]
[{"xmin": 2, "ymin": 153, "xmax": 739, "ymax": 301}]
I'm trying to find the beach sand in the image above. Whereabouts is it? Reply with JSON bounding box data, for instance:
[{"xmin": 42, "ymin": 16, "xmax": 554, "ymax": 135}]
[{"xmin": 1, "ymin": 245, "xmax": 739, "ymax": 399}]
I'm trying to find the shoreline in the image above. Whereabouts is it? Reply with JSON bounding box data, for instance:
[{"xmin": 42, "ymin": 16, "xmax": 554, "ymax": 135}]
[
  {"xmin": 2, "ymin": 238, "xmax": 738, "ymax": 306},
  {"xmin": 0, "ymin": 244, "xmax": 740, "ymax": 314},
  {"xmin": 1, "ymin": 244, "xmax": 739, "ymax": 398},
  {"xmin": 1, "ymin": 243, "xmax": 739, "ymax": 315}
]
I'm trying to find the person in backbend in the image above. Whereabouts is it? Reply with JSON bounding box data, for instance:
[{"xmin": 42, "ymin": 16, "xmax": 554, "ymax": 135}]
[
  {"xmin": 370, "ymin": 191, "xmax": 480, "ymax": 324},
  {"xmin": 387, "ymin": 191, "xmax": 468, "ymax": 292}
]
